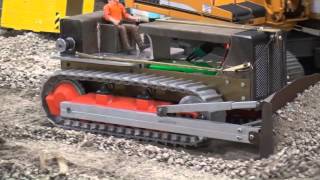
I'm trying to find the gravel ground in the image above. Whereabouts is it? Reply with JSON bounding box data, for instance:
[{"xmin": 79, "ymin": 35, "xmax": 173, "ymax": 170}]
[
  {"xmin": 0, "ymin": 31, "xmax": 58, "ymax": 90},
  {"xmin": 0, "ymin": 31, "xmax": 319, "ymax": 179}
]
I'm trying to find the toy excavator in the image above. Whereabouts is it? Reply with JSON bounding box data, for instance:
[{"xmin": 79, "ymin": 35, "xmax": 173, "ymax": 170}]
[{"xmin": 40, "ymin": 0, "xmax": 320, "ymax": 158}]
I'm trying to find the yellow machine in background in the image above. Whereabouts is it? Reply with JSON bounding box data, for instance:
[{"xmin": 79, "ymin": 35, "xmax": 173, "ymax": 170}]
[
  {"xmin": 1, "ymin": 0, "xmax": 318, "ymax": 33},
  {"xmin": 0, "ymin": 0, "xmax": 95, "ymax": 33},
  {"xmin": 126, "ymin": 0, "xmax": 266, "ymax": 24},
  {"xmin": 126, "ymin": 0, "xmax": 317, "ymax": 29}
]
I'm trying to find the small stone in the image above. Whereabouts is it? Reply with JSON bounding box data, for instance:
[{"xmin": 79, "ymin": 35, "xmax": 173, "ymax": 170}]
[
  {"xmin": 175, "ymin": 158, "xmax": 185, "ymax": 165},
  {"xmin": 162, "ymin": 153, "xmax": 170, "ymax": 160},
  {"xmin": 168, "ymin": 157, "xmax": 174, "ymax": 164},
  {"xmin": 0, "ymin": 137, "xmax": 6, "ymax": 144}
]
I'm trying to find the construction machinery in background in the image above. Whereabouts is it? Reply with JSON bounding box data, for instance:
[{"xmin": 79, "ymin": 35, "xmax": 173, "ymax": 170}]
[
  {"xmin": 41, "ymin": 0, "xmax": 320, "ymax": 157},
  {"xmin": 126, "ymin": 0, "xmax": 314, "ymax": 27},
  {"xmin": 126, "ymin": 0, "xmax": 320, "ymax": 80},
  {"xmin": 0, "ymin": 0, "xmax": 107, "ymax": 33}
]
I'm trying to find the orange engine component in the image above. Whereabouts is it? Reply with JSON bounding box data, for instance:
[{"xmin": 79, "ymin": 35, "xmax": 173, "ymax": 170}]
[
  {"xmin": 45, "ymin": 82, "xmax": 82, "ymax": 116},
  {"xmin": 45, "ymin": 82, "xmax": 173, "ymax": 117},
  {"xmin": 69, "ymin": 93, "xmax": 172, "ymax": 113}
]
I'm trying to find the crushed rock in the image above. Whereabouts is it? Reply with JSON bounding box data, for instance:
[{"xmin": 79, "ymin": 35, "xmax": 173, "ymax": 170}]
[{"xmin": 0, "ymin": 31, "xmax": 58, "ymax": 91}]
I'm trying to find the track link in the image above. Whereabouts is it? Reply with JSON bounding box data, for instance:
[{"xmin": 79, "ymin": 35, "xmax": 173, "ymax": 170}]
[
  {"xmin": 58, "ymin": 119, "xmax": 206, "ymax": 146},
  {"xmin": 41, "ymin": 69, "xmax": 223, "ymax": 147}
]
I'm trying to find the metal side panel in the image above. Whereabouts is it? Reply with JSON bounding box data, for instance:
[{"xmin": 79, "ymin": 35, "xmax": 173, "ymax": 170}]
[
  {"xmin": 66, "ymin": 0, "xmax": 84, "ymax": 16},
  {"xmin": 60, "ymin": 102, "xmax": 260, "ymax": 144},
  {"xmin": 158, "ymin": 101, "xmax": 259, "ymax": 114},
  {"xmin": 139, "ymin": 21, "xmax": 248, "ymax": 44},
  {"xmin": 260, "ymin": 101, "xmax": 273, "ymax": 158},
  {"xmin": 57, "ymin": 55, "xmax": 138, "ymax": 67}
]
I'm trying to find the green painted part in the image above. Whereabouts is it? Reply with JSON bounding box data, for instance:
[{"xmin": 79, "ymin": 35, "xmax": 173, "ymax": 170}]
[
  {"xmin": 148, "ymin": 64, "xmax": 218, "ymax": 75},
  {"xmin": 190, "ymin": 61, "xmax": 213, "ymax": 67},
  {"xmin": 193, "ymin": 48, "xmax": 207, "ymax": 57}
]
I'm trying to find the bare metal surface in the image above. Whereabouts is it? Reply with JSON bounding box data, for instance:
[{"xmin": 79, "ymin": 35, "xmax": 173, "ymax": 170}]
[
  {"xmin": 265, "ymin": 73, "xmax": 320, "ymax": 112},
  {"xmin": 260, "ymin": 102, "xmax": 274, "ymax": 158},
  {"xmin": 155, "ymin": 19, "xmax": 281, "ymax": 33},
  {"xmin": 75, "ymin": 52, "xmax": 221, "ymax": 72},
  {"xmin": 158, "ymin": 101, "xmax": 259, "ymax": 114},
  {"xmin": 60, "ymin": 102, "xmax": 259, "ymax": 144},
  {"xmin": 58, "ymin": 55, "xmax": 138, "ymax": 67},
  {"xmin": 140, "ymin": 21, "xmax": 251, "ymax": 43}
]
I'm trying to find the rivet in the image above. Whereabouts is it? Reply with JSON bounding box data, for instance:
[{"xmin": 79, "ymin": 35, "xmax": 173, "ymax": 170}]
[
  {"xmin": 236, "ymin": 136, "xmax": 242, "ymax": 141},
  {"xmin": 158, "ymin": 108, "xmax": 164, "ymax": 113},
  {"xmin": 249, "ymin": 134, "xmax": 255, "ymax": 140},
  {"xmin": 241, "ymin": 82, "xmax": 246, "ymax": 88},
  {"xmin": 237, "ymin": 128, "xmax": 243, "ymax": 133},
  {"xmin": 241, "ymin": 96, "xmax": 246, "ymax": 101},
  {"xmin": 225, "ymin": 80, "xmax": 230, "ymax": 85}
]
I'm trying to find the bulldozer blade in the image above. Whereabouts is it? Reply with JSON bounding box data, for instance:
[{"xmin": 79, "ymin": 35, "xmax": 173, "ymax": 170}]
[
  {"xmin": 266, "ymin": 73, "xmax": 320, "ymax": 112},
  {"xmin": 260, "ymin": 73, "xmax": 320, "ymax": 158}
]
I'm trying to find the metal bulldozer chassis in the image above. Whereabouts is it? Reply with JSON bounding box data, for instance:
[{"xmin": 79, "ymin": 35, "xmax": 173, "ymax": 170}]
[
  {"xmin": 46, "ymin": 14, "xmax": 320, "ymax": 158},
  {"xmin": 44, "ymin": 54, "xmax": 320, "ymax": 158}
]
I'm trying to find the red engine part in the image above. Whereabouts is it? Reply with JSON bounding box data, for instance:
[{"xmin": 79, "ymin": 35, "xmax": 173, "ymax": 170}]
[
  {"xmin": 46, "ymin": 82, "xmax": 82, "ymax": 116},
  {"xmin": 45, "ymin": 82, "xmax": 172, "ymax": 117},
  {"xmin": 46, "ymin": 82, "xmax": 200, "ymax": 119},
  {"xmin": 70, "ymin": 93, "xmax": 172, "ymax": 113}
]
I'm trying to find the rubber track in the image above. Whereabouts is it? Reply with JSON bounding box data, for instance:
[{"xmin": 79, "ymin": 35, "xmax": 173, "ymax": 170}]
[
  {"xmin": 42, "ymin": 69, "xmax": 223, "ymax": 147},
  {"xmin": 58, "ymin": 119, "xmax": 206, "ymax": 147},
  {"xmin": 55, "ymin": 69, "xmax": 222, "ymax": 102}
]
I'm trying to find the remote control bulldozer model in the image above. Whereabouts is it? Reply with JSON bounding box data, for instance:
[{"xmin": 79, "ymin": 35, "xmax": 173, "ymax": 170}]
[{"xmin": 41, "ymin": 11, "xmax": 320, "ymax": 158}]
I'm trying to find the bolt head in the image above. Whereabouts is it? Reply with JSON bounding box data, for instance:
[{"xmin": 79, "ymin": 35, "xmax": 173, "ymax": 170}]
[
  {"xmin": 278, "ymin": 35, "xmax": 283, "ymax": 40},
  {"xmin": 157, "ymin": 107, "xmax": 167, "ymax": 116},
  {"xmin": 66, "ymin": 107, "xmax": 72, "ymax": 113},
  {"xmin": 249, "ymin": 134, "xmax": 255, "ymax": 140}
]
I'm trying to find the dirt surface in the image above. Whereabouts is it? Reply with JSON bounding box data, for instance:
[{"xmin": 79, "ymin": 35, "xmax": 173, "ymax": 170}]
[
  {"xmin": 1, "ymin": 83, "xmax": 319, "ymax": 180},
  {"xmin": 0, "ymin": 88, "xmax": 225, "ymax": 180},
  {"xmin": 1, "ymin": 140, "xmax": 223, "ymax": 180}
]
